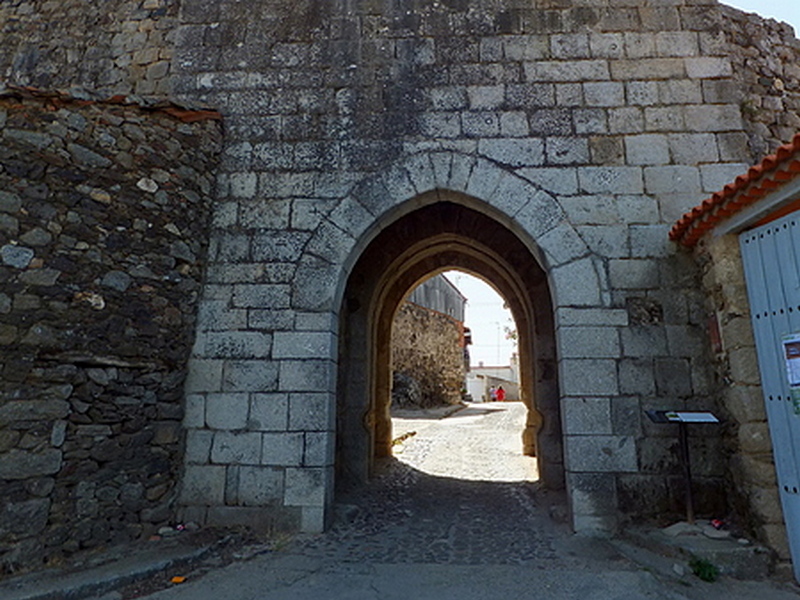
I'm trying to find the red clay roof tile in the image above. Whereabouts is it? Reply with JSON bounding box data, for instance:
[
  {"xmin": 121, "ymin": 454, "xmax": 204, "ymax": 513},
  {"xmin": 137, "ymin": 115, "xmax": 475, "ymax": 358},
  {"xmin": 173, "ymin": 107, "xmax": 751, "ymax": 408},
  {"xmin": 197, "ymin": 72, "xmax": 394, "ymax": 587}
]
[{"xmin": 670, "ymin": 132, "xmax": 800, "ymax": 247}]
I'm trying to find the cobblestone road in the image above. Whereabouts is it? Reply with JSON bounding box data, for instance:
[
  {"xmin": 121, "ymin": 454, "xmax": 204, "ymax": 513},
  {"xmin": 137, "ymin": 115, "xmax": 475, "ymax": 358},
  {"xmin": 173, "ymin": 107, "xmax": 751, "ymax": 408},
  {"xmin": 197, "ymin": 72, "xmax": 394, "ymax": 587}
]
[
  {"xmin": 295, "ymin": 402, "xmax": 623, "ymax": 571},
  {"xmin": 135, "ymin": 402, "xmax": 800, "ymax": 600}
]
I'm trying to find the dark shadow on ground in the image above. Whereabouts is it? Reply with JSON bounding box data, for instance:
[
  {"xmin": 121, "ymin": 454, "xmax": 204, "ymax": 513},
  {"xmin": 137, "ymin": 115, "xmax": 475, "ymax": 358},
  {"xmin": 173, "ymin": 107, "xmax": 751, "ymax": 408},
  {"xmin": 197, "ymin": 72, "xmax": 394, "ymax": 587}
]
[{"xmin": 317, "ymin": 457, "xmax": 568, "ymax": 566}]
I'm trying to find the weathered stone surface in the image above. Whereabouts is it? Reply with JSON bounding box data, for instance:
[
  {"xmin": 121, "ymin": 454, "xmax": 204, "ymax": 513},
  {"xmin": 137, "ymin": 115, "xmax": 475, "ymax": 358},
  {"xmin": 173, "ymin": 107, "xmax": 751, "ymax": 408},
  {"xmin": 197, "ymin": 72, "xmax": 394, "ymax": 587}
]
[
  {"xmin": 181, "ymin": 465, "xmax": 226, "ymax": 505},
  {"xmin": 0, "ymin": 93, "xmax": 221, "ymax": 569},
  {"xmin": 1, "ymin": 244, "xmax": 34, "ymax": 269},
  {"xmin": 1, "ymin": 0, "xmax": 797, "ymax": 571},
  {"xmin": 562, "ymin": 398, "xmax": 612, "ymax": 435},
  {"xmin": 0, "ymin": 449, "xmax": 62, "ymax": 479},
  {"xmin": 0, "ymin": 499, "xmax": 50, "ymax": 536},
  {"xmin": 284, "ymin": 468, "xmax": 327, "ymax": 507},
  {"xmin": 391, "ymin": 302, "xmax": 465, "ymax": 408},
  {"xmin": 249, "ymin": 394, "xmax": 289, "ymax": 432},
  {"xmin": 205, "ymin": 393, "xmax": 249, "ymax": 430},
  {"xmin": 211, "ymin": 431, "xmax": 261, "ymax": 465},
  {"xmin": 288, "ymin": 394, "xmax": 334, "ymax": 432},
  {"xmin": 261, "ymin": 433, "xmax": 304, "ymax": 467},
  {"xmin": 565, "ymin": 435, "xmax": 638, "ymax": 473},
  {"xmin": 237, "ymin": 466, "xmax": 283, "ymax": 506},
  {"xmin": 560, "ymin": 360, "xmax": 618, "ymax": 396},
  {"xmin": 0, "ymin": 401, "xmax": 70, "ymax": 422}
]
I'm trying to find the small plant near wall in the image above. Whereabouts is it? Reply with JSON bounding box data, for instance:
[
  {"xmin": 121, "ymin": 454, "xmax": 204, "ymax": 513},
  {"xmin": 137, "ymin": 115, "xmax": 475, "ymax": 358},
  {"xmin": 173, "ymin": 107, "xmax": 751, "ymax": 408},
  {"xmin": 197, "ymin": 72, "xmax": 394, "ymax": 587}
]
[
  {"xmin": 689, "ymin": 555, "xmax": 720, "ymax": 582},
  {"xmin": 740, "ymin": 98, "xmax": 759, "ymax": 118}
]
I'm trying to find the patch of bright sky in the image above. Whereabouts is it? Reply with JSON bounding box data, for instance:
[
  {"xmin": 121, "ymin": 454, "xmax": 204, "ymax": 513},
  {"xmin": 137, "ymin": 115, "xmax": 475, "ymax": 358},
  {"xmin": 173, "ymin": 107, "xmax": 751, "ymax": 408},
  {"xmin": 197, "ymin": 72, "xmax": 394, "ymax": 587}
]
[
  {"xmin": 444, "ymin": 270, "xmax": 516, "ymax": 368},
  {"xmin": 723, "ymin": 1, "xmax": 799, "ymax": 31}
]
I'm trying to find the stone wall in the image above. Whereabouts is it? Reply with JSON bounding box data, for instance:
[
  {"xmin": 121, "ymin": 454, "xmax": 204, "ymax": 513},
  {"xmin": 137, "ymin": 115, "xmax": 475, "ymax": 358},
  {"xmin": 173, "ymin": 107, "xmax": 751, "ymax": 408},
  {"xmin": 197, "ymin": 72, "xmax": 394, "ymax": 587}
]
[
  {"xmin": 175, "ymin": 0, "xmax": 742, "ymax": 533},
  {"xmin": 694, "ymin": 234, "xmax": 789, "ymax": 558},
  {"xmin": 0, "ymin": 0, "xmax": 797, "ymax": 562},
  {"xmin": 1, "ymin": 0, "xmax": 177, "ymax": 98},
  {"xmin": 0, "ymin": 90, "xmax": 221, "ymax": 572},
  {"xmin": 722, "ymin": 5, "xmax": 800, "ymax": 158},
  {"xmin": 392, "ymin": 302, "xmax": 465, "ymax": 408}
]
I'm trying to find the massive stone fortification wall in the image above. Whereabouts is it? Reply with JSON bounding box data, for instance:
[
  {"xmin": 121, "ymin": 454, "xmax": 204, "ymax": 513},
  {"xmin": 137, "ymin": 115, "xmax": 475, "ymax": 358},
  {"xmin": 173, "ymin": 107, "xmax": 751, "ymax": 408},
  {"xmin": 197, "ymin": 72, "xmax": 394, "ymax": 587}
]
[
  {"xmin": 0, "ymin": 90, "xmax": 220, "ymax": 572},
  {"xmin": 0, "ymin": 0, "xmax": 799, "ymax": 571},
  {"xmin": 177, "ymin": 0, "xmax": 739, "ymax": 534},
  {"xmin": 0, "ymin": 0, "xmax": 177, "ymax": 97}
]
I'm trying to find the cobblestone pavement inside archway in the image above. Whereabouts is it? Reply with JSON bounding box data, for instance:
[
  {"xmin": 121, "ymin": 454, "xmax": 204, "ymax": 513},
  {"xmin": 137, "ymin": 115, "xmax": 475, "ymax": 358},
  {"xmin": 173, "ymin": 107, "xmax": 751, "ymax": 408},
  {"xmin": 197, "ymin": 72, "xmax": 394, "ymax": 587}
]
[{"xmin": 293, "ymin": 403, "xmax": 610, "ymax": 569}]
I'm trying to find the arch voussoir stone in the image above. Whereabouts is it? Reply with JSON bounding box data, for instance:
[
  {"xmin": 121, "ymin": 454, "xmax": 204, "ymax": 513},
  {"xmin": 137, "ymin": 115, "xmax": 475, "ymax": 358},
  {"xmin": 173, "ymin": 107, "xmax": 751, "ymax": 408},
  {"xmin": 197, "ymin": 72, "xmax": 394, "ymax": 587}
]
[
  {"xmin": 464, "ymin": 157, "xmax": 506, "ymax": 201},
  {"xmin": 430, "ymin": 151, "xmax": 456, "ymax": 189},
  {"xmin": 327, "ymin": 196, "xmax": 375, "ymax": 240},
  {"xmin": 377, "ymin": 163, "xmax": 418, "ymax": 209},
  {"xmin": 292, "ymin": 255, "xmax": 343, "ymax": 313},
  {"xmin": 399, "ymin": 152, "xmax": 437, "ymax": 195},
  {"xmin": 446, "ymin": 153, "xmax": 478, "ymax": 192},
  {"xmin": 351, "ymin": 173, "xmax": 393, "ymax": 218},
  {"xmin": 489, "ymin": 171, "xmax": 542, "ymax": 218},
  {"xmin": 511, "ymin": 187, "xmax": 565, "ymax": 240},
  {"xmin": 305, "ymin": 220, "xmax": 357, "ymax": 267},
  {"xmin": 337, "ymin": 151, "xmax": 603, "ymax": 315},
  {"xmin": 537, "ymin": 222, "xmax": 592, "ymax": 268}
]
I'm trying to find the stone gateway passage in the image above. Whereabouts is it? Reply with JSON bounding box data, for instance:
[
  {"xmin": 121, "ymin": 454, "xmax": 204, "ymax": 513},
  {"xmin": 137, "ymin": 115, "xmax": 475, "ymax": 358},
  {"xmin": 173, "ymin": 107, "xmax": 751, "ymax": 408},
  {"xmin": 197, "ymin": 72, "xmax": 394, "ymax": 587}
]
[
  {"xmin": 301, "ymin": 403, "xmax": 556, "ymax": 566},
  {"xmin": 1, "ymin": 0, "xmax": 799, "ymax": 572}
]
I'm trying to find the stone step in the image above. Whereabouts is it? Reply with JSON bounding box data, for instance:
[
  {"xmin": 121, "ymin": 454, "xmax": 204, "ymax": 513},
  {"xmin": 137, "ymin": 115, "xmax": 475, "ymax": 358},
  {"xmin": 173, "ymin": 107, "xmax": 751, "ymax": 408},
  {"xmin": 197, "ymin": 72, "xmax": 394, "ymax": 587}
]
[{"xmin": 618, "ymin": 521, "xmax": 774, "ymax": 581}]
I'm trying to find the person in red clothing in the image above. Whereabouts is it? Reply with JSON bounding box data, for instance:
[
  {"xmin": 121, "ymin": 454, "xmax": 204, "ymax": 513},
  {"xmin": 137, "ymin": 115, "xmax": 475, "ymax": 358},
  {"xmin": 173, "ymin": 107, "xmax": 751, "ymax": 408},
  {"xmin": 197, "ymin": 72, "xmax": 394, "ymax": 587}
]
[{"xmin": 496, "ymin": 386, "xmax": 506, "ymax": 402}]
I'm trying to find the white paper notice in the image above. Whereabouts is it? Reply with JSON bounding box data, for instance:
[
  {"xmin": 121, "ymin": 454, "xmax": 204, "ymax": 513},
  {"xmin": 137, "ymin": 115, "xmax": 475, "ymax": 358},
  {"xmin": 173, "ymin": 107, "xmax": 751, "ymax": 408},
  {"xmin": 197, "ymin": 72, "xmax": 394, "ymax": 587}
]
[
  {"xmin": 673, "ymin": 412, "xmax": 719, "ymax": 423},
  {"xmin": 783, "ymin": 333, "xmax": 800, "ymax": 414},
  {"xmin": 783, "ymin": 334, "xmax": 800, "ymax": 387}
]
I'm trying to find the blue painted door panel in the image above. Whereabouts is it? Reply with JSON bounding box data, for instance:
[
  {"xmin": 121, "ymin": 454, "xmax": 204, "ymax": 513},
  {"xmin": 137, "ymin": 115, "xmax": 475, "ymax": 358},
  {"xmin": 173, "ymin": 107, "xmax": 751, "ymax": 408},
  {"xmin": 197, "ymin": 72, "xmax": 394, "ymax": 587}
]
[{"xmin": 740, "ymin": 213, "xmax": 800, "ymax": 581}]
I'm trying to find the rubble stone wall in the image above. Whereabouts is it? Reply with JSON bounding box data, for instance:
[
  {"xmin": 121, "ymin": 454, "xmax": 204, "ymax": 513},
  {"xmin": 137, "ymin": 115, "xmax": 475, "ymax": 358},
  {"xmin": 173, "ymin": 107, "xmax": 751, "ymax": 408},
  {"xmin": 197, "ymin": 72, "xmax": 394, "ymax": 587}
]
[
  {"xmin": 722, "ymin": 6, "xmax": 800, "ymax": 158},
  {"xmin": 0, "ymin": 0, "xmax": 178, "ymax": 98},
  {"xmin": 0, "ymin": 91, "xmax": 221, "ymax": 572},
  {"xmin": 392, "ymin": 302, "xmax": 465, "ymax": 408},
  {"xmin": 694, "ymin": 234, "xmax": 789, "ymax": 558}
]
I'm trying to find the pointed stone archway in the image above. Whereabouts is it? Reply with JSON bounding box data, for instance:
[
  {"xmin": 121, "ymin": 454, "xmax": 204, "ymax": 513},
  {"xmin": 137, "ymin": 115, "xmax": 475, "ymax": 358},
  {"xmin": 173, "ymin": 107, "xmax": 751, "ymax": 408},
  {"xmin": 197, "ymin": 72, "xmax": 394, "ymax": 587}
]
[
  {"xmin": 313, "ymin": 151, "xmax": 614, "ymax": 530},
  {"xmin": 183, "ymin": 150, "xmax": 623, "ymax": 535},
  {"xmin": 337, "ymin": 194, "xmax": 562, "ymax": 494}
]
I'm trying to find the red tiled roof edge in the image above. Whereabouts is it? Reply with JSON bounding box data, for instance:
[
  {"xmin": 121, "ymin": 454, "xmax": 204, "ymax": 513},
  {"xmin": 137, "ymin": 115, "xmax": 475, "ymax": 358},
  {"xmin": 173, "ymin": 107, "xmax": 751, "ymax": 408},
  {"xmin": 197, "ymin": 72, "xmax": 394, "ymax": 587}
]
[
  {"xmin": 669, "ymin": 132, "xmax": 800, "ymax": 248},
  {"xmin": 0, "ymin": 85, "xmax": 222, "ymax": 123}
]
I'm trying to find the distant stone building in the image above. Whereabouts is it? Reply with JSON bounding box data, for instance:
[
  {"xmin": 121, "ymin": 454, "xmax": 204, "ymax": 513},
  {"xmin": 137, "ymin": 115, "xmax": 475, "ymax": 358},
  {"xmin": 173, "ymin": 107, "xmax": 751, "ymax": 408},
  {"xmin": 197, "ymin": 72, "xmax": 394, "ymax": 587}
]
[
  {"xmin": 1, "ymin": 0, "xmax": 800, "ymax": 575},
  {"xmin": 391, "ymin": 274, "xmax": 468, "ymax": 408}
]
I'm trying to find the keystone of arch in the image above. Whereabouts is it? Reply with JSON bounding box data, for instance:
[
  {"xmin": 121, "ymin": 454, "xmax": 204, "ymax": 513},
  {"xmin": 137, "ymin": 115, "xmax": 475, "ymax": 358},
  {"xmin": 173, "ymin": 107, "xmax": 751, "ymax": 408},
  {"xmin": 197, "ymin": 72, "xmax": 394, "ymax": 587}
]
[{"xmin": 295, "ymin": 151, "xmax": 603, "ymax": 312}]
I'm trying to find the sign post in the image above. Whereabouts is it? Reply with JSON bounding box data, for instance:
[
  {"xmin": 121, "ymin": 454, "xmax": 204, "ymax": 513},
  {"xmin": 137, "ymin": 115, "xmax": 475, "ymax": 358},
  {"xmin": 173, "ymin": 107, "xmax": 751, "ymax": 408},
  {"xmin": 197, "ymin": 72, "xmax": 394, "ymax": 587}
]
[{"xmin": 646, "ymin": 410, "xmax": 720, "ymax": 524}]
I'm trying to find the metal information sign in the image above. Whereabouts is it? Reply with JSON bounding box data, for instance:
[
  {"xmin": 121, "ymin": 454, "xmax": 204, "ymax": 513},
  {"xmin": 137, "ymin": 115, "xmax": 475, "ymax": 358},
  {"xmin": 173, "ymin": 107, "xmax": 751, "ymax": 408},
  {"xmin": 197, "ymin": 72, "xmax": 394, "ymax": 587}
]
[{"xmin": 645, "ymin": 410, "xmax": 720, "ymax": 524}]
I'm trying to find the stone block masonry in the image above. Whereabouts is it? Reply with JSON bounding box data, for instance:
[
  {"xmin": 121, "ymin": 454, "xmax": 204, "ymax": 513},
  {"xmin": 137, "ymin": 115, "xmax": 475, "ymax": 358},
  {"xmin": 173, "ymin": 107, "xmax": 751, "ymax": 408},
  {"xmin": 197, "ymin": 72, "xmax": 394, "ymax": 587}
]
[
  {"xmin": 0, "ymin": 0, "xmax": 797, "ymax": 572},
  {"xmin": 694, "ymin": 234, "xmax": 792, "ymax": 559},
  {"xmin": 0, "ymin": 89, "xmax": 221, "ymax": 572},
  {"xmin": 1, "ymin": 0, "xmax": 179, "ymax": 98},
  {"xmin": 173, "ymin": 0, "xmax": 776, "ymax": 538}
]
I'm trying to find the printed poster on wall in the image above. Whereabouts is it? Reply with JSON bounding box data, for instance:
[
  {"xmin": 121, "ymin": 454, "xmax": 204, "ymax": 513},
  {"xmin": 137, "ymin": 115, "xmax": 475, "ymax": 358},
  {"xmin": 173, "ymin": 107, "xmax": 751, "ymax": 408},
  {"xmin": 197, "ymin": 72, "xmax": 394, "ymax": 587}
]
[{"xmin": 782, "ymin": 333, "xmax": 800, "ymax": 415}]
